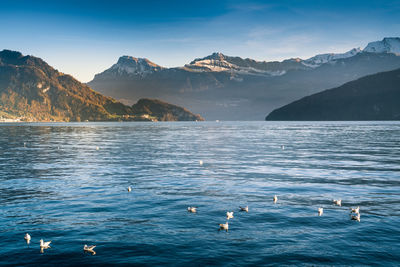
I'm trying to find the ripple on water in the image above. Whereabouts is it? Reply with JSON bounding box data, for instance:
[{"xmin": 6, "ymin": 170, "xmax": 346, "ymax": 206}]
[{"xmin": 0, "ymin": 121, "xmax": 399, "ymax": 265}]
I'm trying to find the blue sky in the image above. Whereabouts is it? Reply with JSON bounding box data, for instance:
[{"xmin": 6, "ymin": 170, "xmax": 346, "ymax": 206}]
[{"xmin": 1, "ymin": 0, "xmax": 399, "ymax": 82}]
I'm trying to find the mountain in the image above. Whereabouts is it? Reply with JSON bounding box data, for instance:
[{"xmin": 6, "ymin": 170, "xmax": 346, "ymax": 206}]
[
  {"xmin": 265, "ymin": 68, "xmax": 400, "ymax": 121},
  {"xmin": 96, "ymin": 56, "xmax": 164, "ymax": 78},
  {"xmin": 88, "ymin": 38, "xmax": 400, "ymax": 121},
  {"xmin": 302, "ymin": 48, "xmax": 361, "ymax": 67},
  {"xmin": 184, "ymin": 52, "xmax": 308, "ymax": 75},
  {"xmin": 363, "ymin": 37, "xmax": 400, "ymax": 54},
  {"xmin": 0, "ymin": 50, "xmax": 203, "ymax": 122},
  {"xmin": 132, "ymin": 98, "xmax": 203, "ymax": 121}
]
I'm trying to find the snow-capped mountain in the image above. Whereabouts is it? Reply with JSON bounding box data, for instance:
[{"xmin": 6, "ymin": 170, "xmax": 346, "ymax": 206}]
[
  {"xmin": 108, "ymin": 56, "xmax": 164, "ymax": 76},
  {"xmin": 185, "ymin": 52, "xmax": 241, "ymax": 72},
  {"xmin": 299, "ymin": 38, "xmax": 400, "ymax": 67},
  {"xmin": 363, "ymin": 37, "xmax": 400, "ymax": 54},
  {"xmin": 184, "ymin": 52, "xmax": 307, "ymax": 76},
  {"xmin": 96, "ymin": 37, "xmax": 400, "ymax": 81},
  {"xmin": 302, "ymin": 48, "xmax": 362, "ymax": 67},
  {"xmin": 89, "ymin": 37, "xmax": 400, "ymax": 120}
]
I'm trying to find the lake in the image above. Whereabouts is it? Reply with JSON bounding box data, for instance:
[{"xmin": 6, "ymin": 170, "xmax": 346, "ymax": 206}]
[{"xmin": 0, "ymin": 121, "xmax": 399, "ymax": 266}]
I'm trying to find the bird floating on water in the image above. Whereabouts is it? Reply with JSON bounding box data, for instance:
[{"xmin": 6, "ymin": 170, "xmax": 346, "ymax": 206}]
[
  {"xmin": 187, "ymin": 207, "xmax": 197, "ymax": 213},
  {"xmin": 127, "ymin": 186, "xmax": 132, "ymax": 192},
  {"xmin": 239, "ymin": 206, "xmax": 248, "ymax": 212},
  {"xmin": 219, "ymin": 222, "xmax": 229, "ymax": 232},
  {"xmin": 351, "ymin": 213, "xmax": 361, "ymax": 222},
  {"xmin": 226, "ymin": 211, "xmax": 234, "ymax": 220},
  {"xmin": 318, "ymin": 207, "xmax": 323, "ymax": 216},
  {"xmin": 40, "ymin": 239, "xmax": 51, "ymax": 248},
  {"xmin": 333, "ymin": 199, "xmax": 342, "ymax": 206},
  {"xmin": 83, "ymin": 244, "xmax": 96, "ymax": 255},
  {"xmin": 199, "ymin": 160, "xmax": 203, "ymax": 166},
  {"xmin": 273, "ymin": 195, "xmax": 278, "ymax": 203},
  {"xmin": 40, "ymin": 239, "xmax": 51, "ymax": 253},
  {"xmin": 24, "ymin": 233, "xmax": 31, "ymax": 245},
  {"xmin": 350, "ymin": 206, "xmax": 360, "ymax": 214}
]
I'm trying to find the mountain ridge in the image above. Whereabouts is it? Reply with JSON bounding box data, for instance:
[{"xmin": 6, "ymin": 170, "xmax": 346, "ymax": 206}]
[
  {"xmin": 0, "ymin": 50, "xmax": 203, "ymax": 122},
  {"xmin": 91, "ymin": 37, "xmax": 400, "ymax": 79},
  {"xmin": 88, "ymin": 37, "xmax": 400, "ymax": 120},
  {"xmin": 364, "ymin": 37, "xmax": 400, "ymax": 54},
  {"xmin": 265, "ymin": 68, "xmax": 400, "ymax": 121}
]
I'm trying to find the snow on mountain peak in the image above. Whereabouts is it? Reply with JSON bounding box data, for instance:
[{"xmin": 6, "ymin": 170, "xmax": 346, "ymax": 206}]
[
  {"xmin": 191, "ymin": 52, "xmax": 226, "ymax": 62},
  {"xmin": 302, "ymin": 48, "xmax": 361, "ymax": 67},
  {"xmin": 185, "ymin": 52, "xmax": 293, "ymax": 77},
  {"xmin": 112, "ymin": 56, "xmax": 164, "ymax": 75},
  {"xmin": 363, "ymin": 37, "xmax": 400, "ymax": 54},
  {"xmin": 187, "ymin": 52, "xmax": 239, "ymax": 72},
  {"xmin": 206, "ymin": 52, "xmax": 226, "ymax": 60}
]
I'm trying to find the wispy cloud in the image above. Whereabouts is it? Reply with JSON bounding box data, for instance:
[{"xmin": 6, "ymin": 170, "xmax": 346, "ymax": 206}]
[
  {"xmin": 229, "ymin": 2, "xmax": 274, "ymax": 12},
  {"xmin": 247, "ymin": 26, "xmax": 288, "ymax": 39},
  {"xmin": 243, "ymin": 33, "xmax": 317, "ymax": 60}
]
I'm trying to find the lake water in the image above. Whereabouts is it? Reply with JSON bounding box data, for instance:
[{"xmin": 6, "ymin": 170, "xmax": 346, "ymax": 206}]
[{"xmin": 0, "ymin": 121, "xmax": 399, "ymax": 266}]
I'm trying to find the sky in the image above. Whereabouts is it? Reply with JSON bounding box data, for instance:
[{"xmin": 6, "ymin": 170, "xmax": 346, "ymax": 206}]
[{"xmin": 1, "ymin": 0, "xmax": 400, "ymax": 82}]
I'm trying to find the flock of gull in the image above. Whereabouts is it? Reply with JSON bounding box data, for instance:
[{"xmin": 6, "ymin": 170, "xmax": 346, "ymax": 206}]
[
  {"xmin": 187, "ymin": 188, "xmax": 361, "ymax": 233},
  {"xmin": 24, "ymin": 233, "xmax": 96, "ymax": 255},
  {"xmin": 21, "ymin": 151, "xmax": 362, "ymax": 256}
]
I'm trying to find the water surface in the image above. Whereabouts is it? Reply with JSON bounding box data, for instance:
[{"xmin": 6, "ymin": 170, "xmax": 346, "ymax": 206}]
[{"xmin": 0, "ymin": 121, "xmax": 399, "ymax": 266}]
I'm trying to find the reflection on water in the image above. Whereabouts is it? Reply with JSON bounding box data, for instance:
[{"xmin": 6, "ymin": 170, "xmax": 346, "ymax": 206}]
[{"xmin": 0, "ymin": 121, "xmax": 399, "ymax": 265}]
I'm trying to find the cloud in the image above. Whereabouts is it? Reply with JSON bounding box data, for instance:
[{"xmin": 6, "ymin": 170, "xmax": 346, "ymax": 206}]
[
  {"xmin": 229, "ymin": 2, "xmax": 274, "ymax": 12},
  {"xmin": 247, "ymin": 26, "xmax": 288, "ymax": 39}
]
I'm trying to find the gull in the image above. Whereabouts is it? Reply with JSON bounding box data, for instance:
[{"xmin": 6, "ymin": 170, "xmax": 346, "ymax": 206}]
[
  {"xmin": 40, "ymin": 239, "xmax": 51, "ymax": 253},
  {"xmin": 273, "ymin": 195, "xmax": 278, "ymax": 203},
  {"xmin": 219, "ymin": 222, "xmax": 229, "ymax": 232},
  {"xmin": 351, "ymin": 213, "xmax": 361, "ymax": 222},
  {"xmin": 318, "ymin": 207, "xmax": 323, "ymax": 216},
  {"xmin": 199, "ymin": 160, "xmax": 203, "ymax": 166},
  {"xmin": 187, "ymin": 207, "xmax": 197, "ymax": 213},
  {"xmin": 96, "ymin": 146, "xmax": 99, "ymax": 150},
  {"xmin": 281, "ymin": 145, "xmax": 285, "ymax": 150},
  {"xmin": 350, "ymin": 206, "xmax": 360, "ymax": 214},
  {"xmin": 333, "ymin": 199, "xmax": 342, "ymax": 206},
  {"xmin": 40, "ymin": 239, "xmax": 51, "ymax": 249},
  {"xmin": 83, "ymin": 244, "xmax": 96, "ymax": 255},
  {"xmin": 127, "ymin": 186, "xmax": 132, "ymax": 192},
  {"xmin": 24, "ymin": 233, "xmax": 31, "ymax": 245},
  {"xmin": 239, "ymin": 206, "xmax": 248, "ymax": 212},
  {"xmin": 226, "ymin": 211, "xmax": 234, "ymax": 220}
]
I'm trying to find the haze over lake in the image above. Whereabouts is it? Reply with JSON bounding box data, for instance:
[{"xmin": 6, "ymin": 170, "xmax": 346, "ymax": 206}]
[{"xmin": 1, "ymin": 122, "xmax": 399, "ymax": 265}]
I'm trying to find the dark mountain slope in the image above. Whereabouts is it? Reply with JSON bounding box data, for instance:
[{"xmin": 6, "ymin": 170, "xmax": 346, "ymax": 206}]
[
  {"xmin": 265, "ymin": 68, "xmax": 400, "ymax": 121},
  {"xmin": 132, "ymin": 98, "xmax": 203, "ymax": 121}
]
